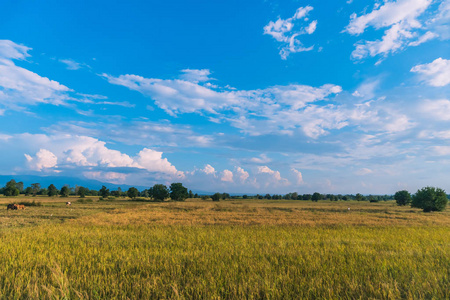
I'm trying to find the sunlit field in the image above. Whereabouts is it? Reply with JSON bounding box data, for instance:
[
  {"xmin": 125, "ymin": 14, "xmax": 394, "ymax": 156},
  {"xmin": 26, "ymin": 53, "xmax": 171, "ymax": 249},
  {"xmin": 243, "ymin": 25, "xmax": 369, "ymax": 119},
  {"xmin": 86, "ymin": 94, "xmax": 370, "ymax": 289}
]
[{"xmin": 0, "ymin": 196, "xmax": 448, "ymax": 299}]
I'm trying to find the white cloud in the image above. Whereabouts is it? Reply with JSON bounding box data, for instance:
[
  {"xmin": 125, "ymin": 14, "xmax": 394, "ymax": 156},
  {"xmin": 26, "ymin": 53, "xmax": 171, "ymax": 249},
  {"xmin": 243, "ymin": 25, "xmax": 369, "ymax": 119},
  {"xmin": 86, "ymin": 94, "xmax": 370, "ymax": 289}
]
[
  {"xmin": 179, "ymin": 69, "xmax": 212, "ymax": 83},
  {"xmin": 345, "ymin": 0, "xmax": 441, "ymax": 60},
  {"xmin": 83, "ymin": 171, "xmax": 128, "ymax": 184},
  {"xmin": 291, "ymin": 168, "xmax": 304, "ymax": 185},
  {"xmin": 235, "ymin": 167, "xmax": 249, "ymax": 182},
  {"xmin": 355, "ymin": 168, "xmax": 373, "ymax": 175},
  {"xmin": 221, "ymin": 169, "xmax": 233, "ymax": 182},
  {"xmin": 411, "ymin": 58, "xmax": 450, "ymax": 87},
  {"xmin": 24, "ymin": 149, "xmax": 58, "ymax": 171},
  {"xmin": 264, "ymin": 6, "xmax": 317, "ymax": 59},
  {"xmin": 201, "ymin": 164, "xmax": 216, "ymax": 176},
  {"xmin": 250, "ymin": 154, "xmax": 271, "ymax": 164},
  {"xmin": 59, "ymin": 59, "xmax": 83, "ymax": 70},
  {"xmin": 0, "ymin": 40, "xmax": 73, "ymax": 112},
  {"xmin": 431, "ymin": 146, "xmax": 450, "ymax": 155},
  {"xmin": 9, "ymin": 133, "xmax": 183, "ymax": 183},
  {"xmin": 420, "ymin": 99, "xmax": 450, "ymax": 120},
  {"xmin": 257, "ymin": 166, "xmax": 282, "ymax": 181},
  {"xmin": 104, "ymin": 71, "xmax": 342, "ymax": 137}
]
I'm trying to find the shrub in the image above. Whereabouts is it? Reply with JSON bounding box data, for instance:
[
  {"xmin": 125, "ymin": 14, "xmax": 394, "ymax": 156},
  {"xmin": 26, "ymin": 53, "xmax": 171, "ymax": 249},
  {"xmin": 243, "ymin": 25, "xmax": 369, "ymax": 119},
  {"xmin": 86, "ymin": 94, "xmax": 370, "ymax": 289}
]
[
  {"xmin": 411, "ymin": 187, "xmax": 447, "ymax": 212},
  {"xmin": 394, "ymin": 190, "xmax": 411, "ymax": 206},
  {"xmin": 17, "ymin": 201, "xmax": 42, "ymax": 207}
]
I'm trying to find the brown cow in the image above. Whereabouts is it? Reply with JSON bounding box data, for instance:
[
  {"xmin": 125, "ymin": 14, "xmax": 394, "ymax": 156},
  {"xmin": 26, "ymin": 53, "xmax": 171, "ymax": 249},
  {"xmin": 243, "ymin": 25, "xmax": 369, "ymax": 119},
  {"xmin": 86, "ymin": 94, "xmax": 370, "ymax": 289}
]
[{"xmin": 6, "ymin": 203, "xmax": 17, "ymax": 210}]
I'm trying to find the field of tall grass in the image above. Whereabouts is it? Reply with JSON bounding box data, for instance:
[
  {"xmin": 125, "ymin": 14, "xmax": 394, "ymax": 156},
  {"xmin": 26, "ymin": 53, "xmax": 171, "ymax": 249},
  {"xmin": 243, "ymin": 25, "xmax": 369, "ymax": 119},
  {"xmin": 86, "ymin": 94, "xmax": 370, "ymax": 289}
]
[{"xmin": 0, "ymin": 197, "xmax": 448, "ymax": 299}]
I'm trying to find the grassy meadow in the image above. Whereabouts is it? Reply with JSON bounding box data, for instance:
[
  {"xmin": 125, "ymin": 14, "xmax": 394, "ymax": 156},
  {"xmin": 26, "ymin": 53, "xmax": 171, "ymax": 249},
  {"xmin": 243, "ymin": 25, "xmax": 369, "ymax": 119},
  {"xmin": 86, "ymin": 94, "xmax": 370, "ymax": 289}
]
[{"xmin": 0, "ymin": 196, "xmax": 449, "ymax": 299}]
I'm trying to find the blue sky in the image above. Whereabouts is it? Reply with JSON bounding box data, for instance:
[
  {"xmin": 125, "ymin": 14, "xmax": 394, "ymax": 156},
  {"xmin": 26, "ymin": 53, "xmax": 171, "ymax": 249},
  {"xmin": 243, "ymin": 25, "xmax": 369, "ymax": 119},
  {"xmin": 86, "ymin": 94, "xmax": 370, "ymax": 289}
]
[{"xmin": 1, "ymin": 0, "xmax": 449, "ymax": 194}]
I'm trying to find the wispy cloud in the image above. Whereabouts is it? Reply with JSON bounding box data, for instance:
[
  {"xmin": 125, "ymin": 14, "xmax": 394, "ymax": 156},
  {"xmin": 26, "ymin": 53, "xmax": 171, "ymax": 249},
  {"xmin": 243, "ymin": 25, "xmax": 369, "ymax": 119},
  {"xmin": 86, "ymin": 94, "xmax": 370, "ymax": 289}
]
[
  {"xmin": 411, "ymin": 58, "xmax": 450, "ymax": 87},
  {"xmin": 264, "ymin": 6, "xmax": 317, "ymax": 59}
]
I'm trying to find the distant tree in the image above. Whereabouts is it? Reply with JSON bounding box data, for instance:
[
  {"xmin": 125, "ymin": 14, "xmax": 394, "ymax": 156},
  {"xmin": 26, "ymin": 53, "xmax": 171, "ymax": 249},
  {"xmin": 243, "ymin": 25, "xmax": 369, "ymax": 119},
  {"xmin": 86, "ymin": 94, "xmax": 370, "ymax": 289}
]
[
  {"xmin": 140, "ymin": 189, "xmax": 150, "ymax": 198},
  {"xmin": 302, "ymin": 194, "xmax": 312, "ymax": 200},
  {"xmin": 47, "ymin": 184, "xmax": 59, "ymax": 197},
  {"xmin": 355, "ymin": 193, "xmax": 364, "ymax": 201},
  {"xmin": 38, "ymin": 188, "xmax": 47, "ymax": 196},
  {"xmin": 412, "ymin": 187, "xmax": 448, "ymax": 212},
  {"xmin": 24, "ymin": 186, "xmax": 33, "ymax": 196},
  {"xmin": 242, "ymin": 195, "xmax": 248, "ymax": 199},
  {"xmin": 312, "ymin": 192, "xmax": 322, "ymax": 202},
  {"xmin": 127, "ymin": 187, "xmax": 139, "ymax": 199},
  {"xmin": 16, "ymin": 181, "xmax": 24, "ymax": 193},
  {"xmin": 152, "ymin": 184, "xmax": 169, "ymax": 202},
  {"xmin": 111, "ymin": 190, "xmax": 121, "ymax": 197},
  {"xmin": 4, "ymin": 179, "xmax": 20, "ymax": 196},
  {"xmin": 60, "ymin": 186, "xmax": 70, "ymax": 197},
  {"xmin": 221, "ymin": 193, "xmax": 230, "ymax": 200},
  {"xmin": 188, "ymin": 190, "xmax": 194, "ymax": 198},
  {"xmin": 342, "ymin": 195, "xmax": 348, "ymax": 201},
  {"xmin": 394, "ymin": 190, "xmax": 411, "ymax": 206},
  {"xmin": 77, "ymin": 186, "xmax": 88, "ymax": 198},
  {"xmin": 169, "ymin": 183, "xmax": 188, "ymax": 201},
  {"xmin": 264, "ymin": 194, "xmax": 272, "ymax": 199},
  {"xmin": 194, "ymin": 193, "xmax": 199, "ymax": 198},
  {"xmin": 211, "ymin": 193, "xmax": 221, "ymax": 202},
  {"xmin": 99, "ymin": 185, "xmax": 110, "ymax": 198},
  {"xmin": 31, "ymin": 183, "xmax": 41, "ymax": 197}
]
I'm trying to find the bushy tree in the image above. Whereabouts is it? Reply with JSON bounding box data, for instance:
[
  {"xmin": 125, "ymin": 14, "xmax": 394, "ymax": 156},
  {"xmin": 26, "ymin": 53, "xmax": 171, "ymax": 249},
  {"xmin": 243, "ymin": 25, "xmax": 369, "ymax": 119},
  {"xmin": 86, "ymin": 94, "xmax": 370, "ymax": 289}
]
[
  {"xmin": 99, "ymin": 185, "xmax": 110, "ymax": 198},
  {"xmin": 312, "ymin": 192, "xmax": 322, "ymax": 202},
  {"xmin": 31, "ymin": 183, "xmax": 41, "ymax": 197},
  {"xmin": 170, "ymin": 183, "xmax": 188, "ymax": 201},
  {"xmin": 394, "ymin": 190, "xmax": 411, "ymax": 206},
  {"xmin": 4, "ymin": 179, "xmax": 20, "ymax": 196},
  {"xmin": 77, "ymin": 186, "xmax": 88, "ymax": 198},
  {"xmin": 127, "ymin": 187, "xmax": 139, "ymax": 199},
  {"xmin": 412, "ymin": 187, "xmax": 448, "ymax": 212},
  {"xmin": 24, "ymin": 186, "xmax": 33, "ymax": 196},
  {"xmin": 302, "ymin": 194, "xmax": 312, "ymax": 200},
  {"xmin": 355, "ymin": 193, "xmax": 364, "ymax": 201},
  {"xmin": 47, "ymin": 184, "xmax": 58, "ymax": 197},
  {"xmin": 211, "ymin": 193, "xmax": 221, "ymax": 202},
  {"xmin": 60, "ymin": 186, "xmax": 70, "ymax": 197},
  {"xmin": 152, "ymin": 184, "xmax": 169, "ymax": 201}
]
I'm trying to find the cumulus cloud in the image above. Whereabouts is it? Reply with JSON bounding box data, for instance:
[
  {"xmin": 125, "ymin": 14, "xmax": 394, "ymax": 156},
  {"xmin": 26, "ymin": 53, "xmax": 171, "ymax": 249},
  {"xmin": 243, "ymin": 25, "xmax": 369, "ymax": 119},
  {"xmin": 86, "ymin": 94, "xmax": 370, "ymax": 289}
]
[
  {"xmin": 201, "ymin": 164, "xmax": 216, "ymax": 176},
  {"xmin": 235, "ymin": 167, "xmax": 249, "ymax": 182},
  {"xmin": 291, "ymin": 168, "xmax": 304, "ymax": 185},
  {"xmin": 411, "ymin": 58, "xmax": 450, "ymax": 86},
  {"xmin": 24, "ymin": 149, "xmax": 58, "ymax": 171},
  {"xmin": 7, "ymin": 133, "xmax": 183, "ymax": 183},
  {"xmin": 264, "ymin": 6, "xmax": 317, "ymax": 59},
  {"xmin": 221, "ymin": 169, "xmax": 234, "ymax": 182},
  {"xmin": 344, "ymin": 0, "xmax": 445, "ymax": 61},
  {"xmin": 257, "ymin": 166, "xmax": 290, "ymax": 187}
]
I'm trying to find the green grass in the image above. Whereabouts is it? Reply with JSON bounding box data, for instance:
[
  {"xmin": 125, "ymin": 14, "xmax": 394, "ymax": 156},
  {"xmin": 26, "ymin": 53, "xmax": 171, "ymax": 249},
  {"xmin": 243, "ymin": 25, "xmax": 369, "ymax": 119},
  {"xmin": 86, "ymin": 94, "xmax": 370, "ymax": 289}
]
[{"xmin": 0, "ymin": 197, "xmax": 448, "ymax": 299}]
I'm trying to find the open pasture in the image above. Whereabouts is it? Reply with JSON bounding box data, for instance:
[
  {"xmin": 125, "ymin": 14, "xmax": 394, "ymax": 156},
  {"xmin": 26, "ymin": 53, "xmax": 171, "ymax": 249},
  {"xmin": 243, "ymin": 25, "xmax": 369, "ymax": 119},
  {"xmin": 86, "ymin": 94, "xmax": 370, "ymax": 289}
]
[{"xmin": 0, "ymin": 197, "xmax": 449, "ymax": 299}]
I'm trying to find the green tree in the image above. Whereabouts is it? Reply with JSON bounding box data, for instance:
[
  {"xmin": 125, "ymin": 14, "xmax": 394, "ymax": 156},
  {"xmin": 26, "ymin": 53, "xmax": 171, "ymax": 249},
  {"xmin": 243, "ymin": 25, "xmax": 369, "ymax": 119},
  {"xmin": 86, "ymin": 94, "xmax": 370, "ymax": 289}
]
[
  {"xmin": 77, "ymin": 186, "xmax": 88, "ymax": 198},
  {"xmin": 188, "ymin": 190, "xmax": 194, "ymax": 198},
  {"xmin": 99, "ymin": 185, "xmax": 110, "ymax": 198},
  {"xmin": 47, "ymin": 184, "xmax": 58, "ymax": 197},
  {"xmin": 394, "ymin": 190, "xmax": 411, "ymax": 206},
  {"xmin": 312, "ymin": 192, "xmax": 322, "ymax": 202},
  {"xmin": 170, "ymin": 183, "xmax": 188, "ymax": 201},
  {"xmin": 24, "ymin": 186, "xmax": 33, "ymax": 196},
  {"xmin": 60, "ymin": 186, "xmax": 70, "ymax": 197},
  {"xmin": 31, "ymin": 183, "xmax": 41, "ymax": 197},
  {"xmin": 355, "ymin": 193, "xmax": 364, "ymax": 201},
  {"xmin": 302, "ymin": 194, "xmax": 312, "ymax": 200},
  {"xmin": 411, "ymin": 187, "xmax": 448, "ymax": 212},
  {"xmin": 152, "ymin": 184, "xmax": 169, "ymax": 202},
  {"xmin": 4, "ymin": 179, "xmax": 20, "ymax": 196},
  {"xmin": 16, "ymin": 181, "xmax": 24, "ymax": 193},
  {"xmin": 211, "ymin": 193, "xmax": 221, "ymax": 202},
  {"xmin": 127, "ymin": 187, "xmax": 139, "ymax": 199}
]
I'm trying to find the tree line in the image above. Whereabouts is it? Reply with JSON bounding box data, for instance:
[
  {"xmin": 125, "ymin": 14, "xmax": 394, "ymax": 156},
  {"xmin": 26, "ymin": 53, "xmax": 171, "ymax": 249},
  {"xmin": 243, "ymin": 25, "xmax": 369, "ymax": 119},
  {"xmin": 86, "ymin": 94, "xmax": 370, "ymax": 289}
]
[{"xmin": 1, "ymin": 179, "xmax": 447, "ymax": 211}]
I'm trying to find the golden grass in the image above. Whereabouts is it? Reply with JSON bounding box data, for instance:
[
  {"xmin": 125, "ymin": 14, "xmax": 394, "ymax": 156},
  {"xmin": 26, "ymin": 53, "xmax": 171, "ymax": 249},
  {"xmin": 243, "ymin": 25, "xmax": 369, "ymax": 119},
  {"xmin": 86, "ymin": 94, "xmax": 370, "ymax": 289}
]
[{"xmin": 0, "ymin": 197, "xmax": 448, "ymax": 299}]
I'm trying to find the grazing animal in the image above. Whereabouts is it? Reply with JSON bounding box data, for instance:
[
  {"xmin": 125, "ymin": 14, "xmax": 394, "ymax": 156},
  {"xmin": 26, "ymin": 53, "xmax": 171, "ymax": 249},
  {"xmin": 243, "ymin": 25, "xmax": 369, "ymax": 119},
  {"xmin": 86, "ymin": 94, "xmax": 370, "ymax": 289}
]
[
  {"xmin": 16, "ymin": 204, "xmax": 26, "ymax": 210},
  {"xmin": 7, "ymin": 204, "xmax": 17, "ymax": 210},
  {"xmin": 66, "ymin": 202, "xmax": 71, "ymax": 206},
  {"xmin": 348, "ymin": 207, "xmax": 350, "ymax": 211}
]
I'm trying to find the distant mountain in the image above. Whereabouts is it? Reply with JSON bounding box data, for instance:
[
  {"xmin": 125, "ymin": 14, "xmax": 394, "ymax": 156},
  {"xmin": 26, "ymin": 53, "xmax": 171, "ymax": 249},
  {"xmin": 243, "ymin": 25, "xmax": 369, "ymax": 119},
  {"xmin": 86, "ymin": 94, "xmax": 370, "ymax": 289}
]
[
  {"xmin": 0, "ymin": 175, "xmax": 146, "ymax": 191},
  {"xmin": 0, "ymin": 175, "xmax": 219, "ymax": 195}
]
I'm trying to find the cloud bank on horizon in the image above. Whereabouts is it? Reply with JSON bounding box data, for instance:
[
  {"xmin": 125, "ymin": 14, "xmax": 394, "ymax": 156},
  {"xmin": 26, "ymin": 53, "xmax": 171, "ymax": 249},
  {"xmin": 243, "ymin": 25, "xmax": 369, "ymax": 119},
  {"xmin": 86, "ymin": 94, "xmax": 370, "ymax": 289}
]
[{"xmin": 0, "ymin": 0, "xmax": 449, "ymax": 194}]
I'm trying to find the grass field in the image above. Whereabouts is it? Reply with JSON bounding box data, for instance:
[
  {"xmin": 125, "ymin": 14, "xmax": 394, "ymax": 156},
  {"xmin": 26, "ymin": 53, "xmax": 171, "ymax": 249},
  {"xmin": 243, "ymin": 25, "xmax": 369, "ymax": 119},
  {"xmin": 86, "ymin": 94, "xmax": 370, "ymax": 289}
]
[{"xmin": 0, "ymin": 196, "xmax": 448, "ymax": 299}]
